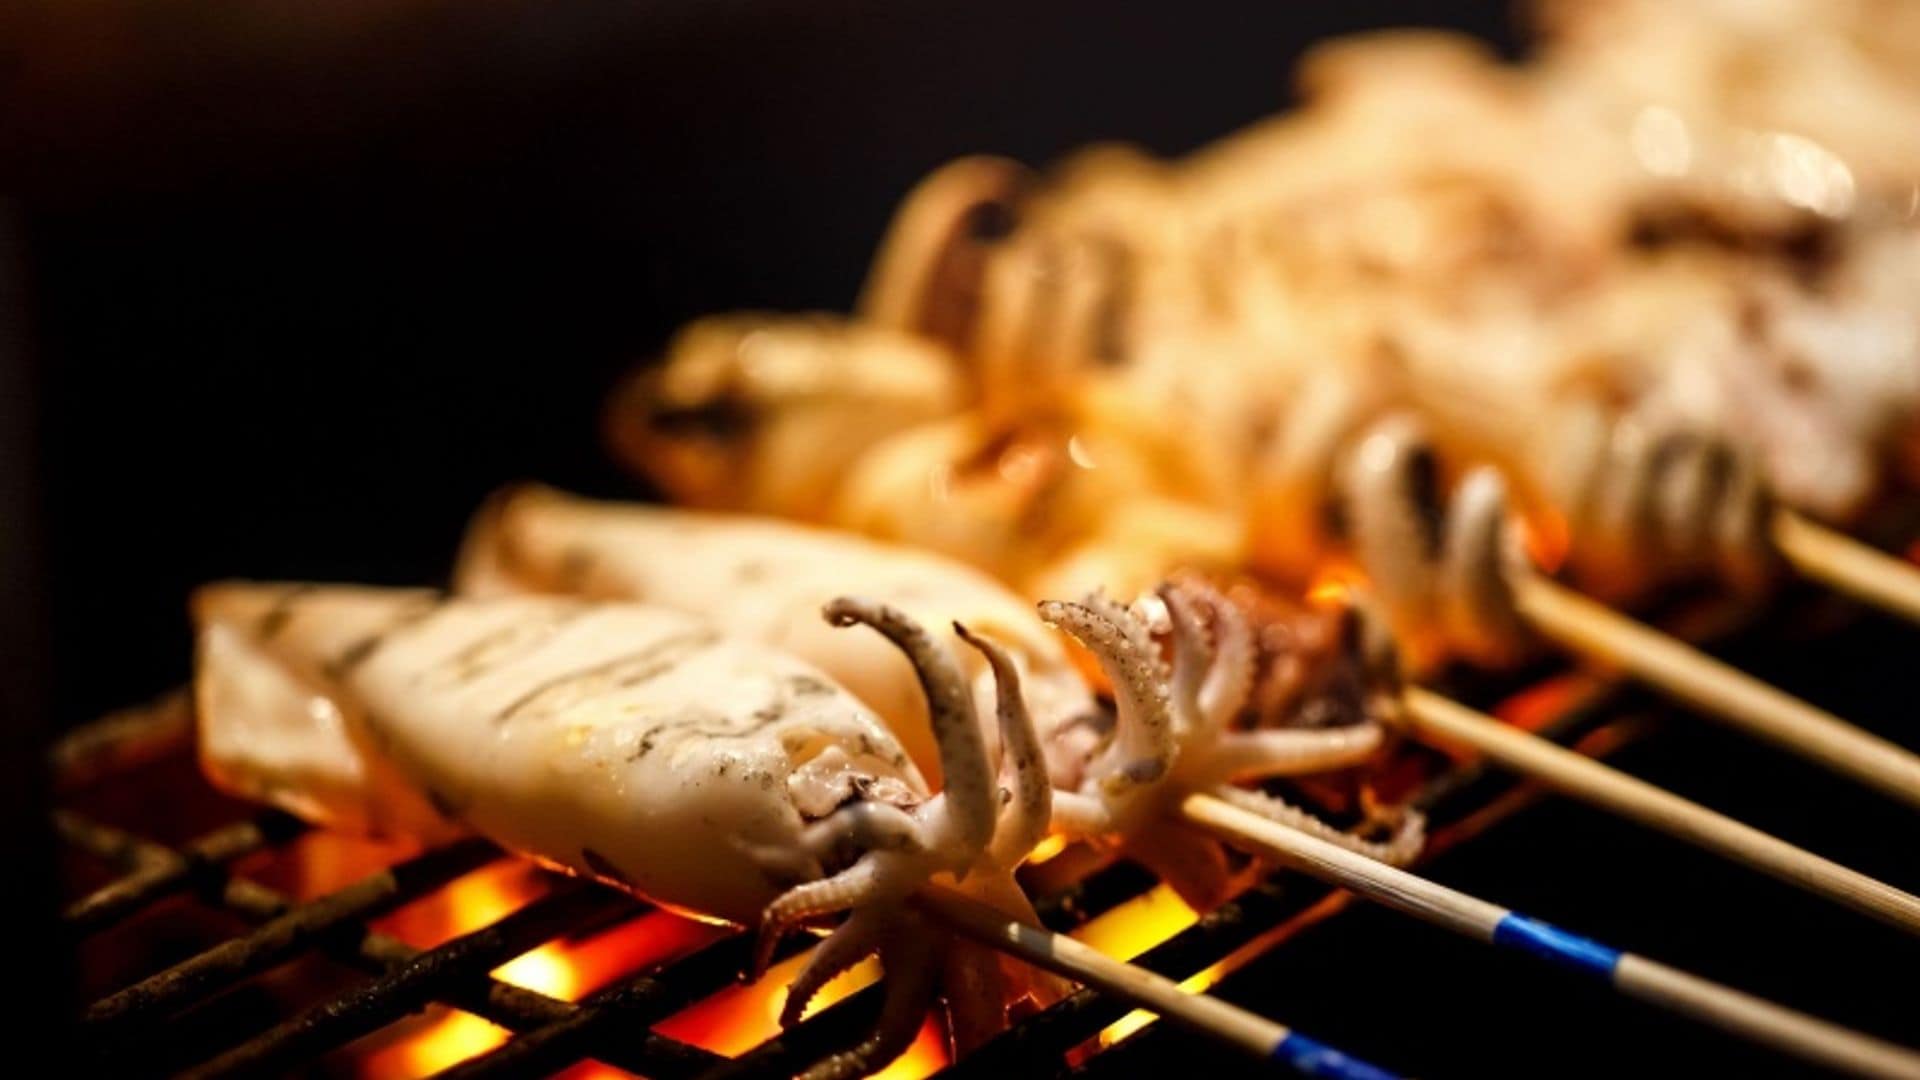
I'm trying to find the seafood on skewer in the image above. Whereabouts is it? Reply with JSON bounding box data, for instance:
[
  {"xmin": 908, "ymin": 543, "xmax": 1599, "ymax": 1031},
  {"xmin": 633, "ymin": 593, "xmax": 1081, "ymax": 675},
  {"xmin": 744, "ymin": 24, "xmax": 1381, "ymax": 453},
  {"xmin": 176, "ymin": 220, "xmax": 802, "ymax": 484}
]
[
  {"xmin": 818, "ymin": 28, "xmax": 1920, "ymax": 591},
  {"xmin": 456, "ymin": 485, "xmax": 1425, "ymax": 909},
  {"xmin": 604, "ymin": 309, "xmax": 1247, "ymax": 600},
  {"xmin": 605, "ymin": 302, "xmax": 1527, "ymax": 672},
  {"xmin": 193, "ymin": 583, "xmax": 1055, "ymax": 1077},
  {"xmin": 606, "ymin": 313, "xmax": 968, "ymax": 524}
]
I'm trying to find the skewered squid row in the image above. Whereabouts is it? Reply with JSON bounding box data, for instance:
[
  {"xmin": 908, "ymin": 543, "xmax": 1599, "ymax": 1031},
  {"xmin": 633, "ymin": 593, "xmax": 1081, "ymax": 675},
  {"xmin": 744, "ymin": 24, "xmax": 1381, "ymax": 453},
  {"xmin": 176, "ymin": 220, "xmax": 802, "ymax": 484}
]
[
  {"xmin": 609, "ymin": 306, "xmax": 1564, "ymax": 672},
  {"xmin": 609, "ymin": 19, "xmax": 1920, "ymax": 671},
  {"xmin": 193, "ymin": 583, "xmax": 1056, "ymax": 1078},
  {"xmin": 456, "ymin": 484, "xmax": 1424, "ymax": 909}
]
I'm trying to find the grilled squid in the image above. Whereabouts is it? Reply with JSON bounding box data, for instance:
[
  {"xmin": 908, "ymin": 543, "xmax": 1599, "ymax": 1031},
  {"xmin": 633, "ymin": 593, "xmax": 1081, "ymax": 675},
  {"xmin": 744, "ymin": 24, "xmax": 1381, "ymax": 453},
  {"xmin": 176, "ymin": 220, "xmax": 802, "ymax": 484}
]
[
  {"xmin": 193, "ymin": 584, "xmax": 1055, "ymax": 1078},
  {"xmin": 455, "ymin": 486, "xmax": 1424, "ymax": 909},
  {"xmin": 825, "ymin": 31, "xmax": 1920, "ymax": 586},
  {"xmin": 605, "ymin": 313, "xmax": 968, "ymax": 524}
]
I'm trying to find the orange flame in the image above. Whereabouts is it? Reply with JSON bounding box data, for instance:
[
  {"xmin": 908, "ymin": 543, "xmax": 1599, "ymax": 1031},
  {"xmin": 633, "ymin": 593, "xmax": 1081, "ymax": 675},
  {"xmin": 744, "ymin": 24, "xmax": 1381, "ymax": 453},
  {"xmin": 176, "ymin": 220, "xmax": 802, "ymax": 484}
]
[
  {"xmin": 653, "ymin": 883, "xmax": 1201, "ymax": 1076},
  {"xmin": 1522, "ymin": 510, "xmax": 1570, "ymax": 574},
  {"xmin": 1070, "ymin": 883, "xmax": 1199, "ymax": 962},
  {"xmin": 1492, "ymin": 671, "xmax": 1600, "ymax": 735},
  {"xmin": 1306, "ymin": 566, "xmax": 1367, "ymax": 608},
  {"xmin": 1097, "ymin": 889, "xmax": 1352, "ymax": 1048},
  {"xmin": 348, "ymin": 858, "xmax": 724, "ymax": 1077},
  {"xmin": 298, "ymin": 816, "xmax": 1225, "ymax": 1075}
]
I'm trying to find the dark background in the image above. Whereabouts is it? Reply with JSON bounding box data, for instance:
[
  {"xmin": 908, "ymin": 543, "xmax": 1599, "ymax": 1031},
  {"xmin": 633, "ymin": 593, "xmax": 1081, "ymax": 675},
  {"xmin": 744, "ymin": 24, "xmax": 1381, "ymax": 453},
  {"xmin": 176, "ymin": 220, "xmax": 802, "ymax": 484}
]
[{"xmin": 6, "ymin": 2, "xmax": 1916, "ymax": 1074}]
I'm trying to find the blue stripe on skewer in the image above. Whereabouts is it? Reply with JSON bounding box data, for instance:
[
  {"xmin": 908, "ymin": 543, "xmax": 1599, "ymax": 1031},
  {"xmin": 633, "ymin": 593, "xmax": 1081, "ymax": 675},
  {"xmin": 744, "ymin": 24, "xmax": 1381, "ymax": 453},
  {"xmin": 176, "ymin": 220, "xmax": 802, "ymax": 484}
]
[
  {"xmin": 1271, "ymin": 1031, "xmax": 1403, "ymax": 1080},
  {"xmin": 1491, "ymin": 912, "xmax": 1623, "ymax": 980}
]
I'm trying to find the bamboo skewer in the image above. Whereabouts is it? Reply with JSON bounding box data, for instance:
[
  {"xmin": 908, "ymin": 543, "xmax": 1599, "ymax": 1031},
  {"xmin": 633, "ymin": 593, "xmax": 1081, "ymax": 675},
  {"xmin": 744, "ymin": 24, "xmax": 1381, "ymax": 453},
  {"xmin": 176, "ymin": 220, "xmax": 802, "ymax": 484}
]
[
  {"xmin": 1180, "ymin": 793, "xmax": 1920, "ymax": 1080},
  {"xmin": 913, "ymin": 886, "xmax": 1400, "ymax": 1078},
  {"xmin": 1511, "ymin": 570, "xmax": 1920, "ymax": 810},
  {"xmin": 1772, "ymin": 509, "xmax": 1920, "ymax": 628},
  {"xmin": 1399, "ymin": 688, "xmax": 1920, "ymax": 934}
]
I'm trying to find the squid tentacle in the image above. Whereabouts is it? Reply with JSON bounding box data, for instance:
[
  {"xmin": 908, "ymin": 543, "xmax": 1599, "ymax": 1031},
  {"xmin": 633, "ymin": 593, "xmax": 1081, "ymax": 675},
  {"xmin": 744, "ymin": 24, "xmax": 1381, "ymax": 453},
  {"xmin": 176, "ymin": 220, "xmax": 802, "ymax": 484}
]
[
  {"xmin": 800, "ymin": 801, "xmax": 927, "ymax": 867},
  {"xmin": 762, "ymin": 600, "xmax": 1060, "ymax": 1077},
  {"xmin": 1341, "ymin": 414, "xmax": 1444, "ymax": 655},
  {"xmin": 1211, "ymin": 784, "xmax": 1426, "ymax": 867},
  {"xmin": 1157, "ymin": 582, "xmax": 1214, "ymax": 738},
  {"xmin": 1039, "ymin": 596, "xmax": 1175, "ymax": 798},
  {"xmin": 1342, "ymin": 416, "xmax": 1531, "ymax": 669},
  {"xmin": 799, "ymin": 924, "xmax": 942, "ymax": 1080},
  {"xmin": 780, "ymin": 907, "xmax": 889, "ymax": 1028},
  {"xmin": 1438, "ymin": 465, "xmax": 1529, "ymax": 666},
  {"xmin": 953, "ymin": 622, "xmax": 1054, "ymax": 867},
  {"xmin": 825, "ymin": 597, "xmax": 996, "ymax": 862},
  {"xmin": 1208, "ymin": 725, "xmax": 1385, "ymax": 783},
  {"xmin": 756, "ymin": 857, "xmax": 885, "ymax": 978},
  {"xmin": 1177, "ymin": 578, "xmax": 1257, "ymax": 734},
  {"xmin": 1049, "ymin": 789, "xmax": 1115, "ymax": 836}
]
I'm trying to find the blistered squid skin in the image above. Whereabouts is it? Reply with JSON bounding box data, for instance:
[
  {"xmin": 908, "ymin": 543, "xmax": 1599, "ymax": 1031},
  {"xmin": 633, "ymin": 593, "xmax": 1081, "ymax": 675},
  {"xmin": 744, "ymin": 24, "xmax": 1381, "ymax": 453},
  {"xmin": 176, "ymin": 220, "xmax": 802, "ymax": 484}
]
[
  {"xmin": 195, "ymin": 584, "xmax": 932, "ymax": 926},
  {"xmin": 457, "ymin": 484, "xmax": 1102, "ymax": 785}
]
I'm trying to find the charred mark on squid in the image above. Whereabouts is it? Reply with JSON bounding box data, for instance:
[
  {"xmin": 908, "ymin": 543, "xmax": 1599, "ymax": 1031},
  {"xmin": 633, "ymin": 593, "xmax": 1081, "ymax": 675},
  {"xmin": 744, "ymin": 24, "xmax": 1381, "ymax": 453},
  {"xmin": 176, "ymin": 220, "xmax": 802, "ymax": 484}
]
[
  {"xmin": 786, "ymin": 674, "xmax": 837, "ymax": 698},
  {"xmin": 648, "ymin": 396, "xmax": 758, "ymax": 441},
  {"xmin": 1090, "ymin": 233, "xmax": 1134, "ymax": 368},
  {"xmin": 1626, "ymin": 205, "xmax": 1840, "ymax": 281},
  {"xmin": 1648, "ymin": 430, "xmax": 1703, "ymax": 480},
  {"xmin": 581, "ymin": 846, "xmax": 633, "ymax": 886},
  {"xmin": 424, "ymin": 785, "xmax": 471, "ymax": 822},
  {"xmin": 556, "ymin": 546, "xmax": 598, "ymax": 591},
  {"xmin": 1404, "ymin": 443, "xmax": 1445, "ymax": 560},
  {"xmin": 493, "ymin": 629, "xmax": 721, "ymax": 725},
  {"xmin": 255, "ymin": 585, "xmax": 318, "ymax": 641},
  {"xmin": 626, "ymin": 699, "xmax": 810, "ymax": 760},
  {"xmin": 324, "ymin": 594, "xmax": 450, "ymax": 680},
  {"xmin": 432, "ymin": 606, "xmax": 592, "ymax": 687}
]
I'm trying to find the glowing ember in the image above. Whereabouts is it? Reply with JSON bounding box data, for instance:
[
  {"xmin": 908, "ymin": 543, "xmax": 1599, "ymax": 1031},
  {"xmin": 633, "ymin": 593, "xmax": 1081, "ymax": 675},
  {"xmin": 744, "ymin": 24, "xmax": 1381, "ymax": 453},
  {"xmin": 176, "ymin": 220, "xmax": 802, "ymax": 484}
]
[
  {"xmin": 1026, "ymin": 833, "xmax": 1071, "ymax": 865},
  {"xmin": 652, "ymin": 882, "xmax": 1202, "ymax": 1077},
  {"xmin": 1070, "ymin": 883, "xmax": 1199, "ymax": 963},
  {"xmin": 1493, "ymin": 672, "xmax": 1601, "ymax": 735},
  {"xmin": 352, "ymin": 857, "xmax": 723, "ymax": 1075},
  {"xmin": 1305, "ymin": 568, "xmax": 1365, "ymax": 608},
  {"xmin": 1097, "ymin": 890, "xmax": 1352, "ymax": 1048},
  {"xmin": 362, "ymin": 1010, "xmax": 509, "ymax": 1077},
  {"xmin": 241, "ymin": 829, "xmax": 418, "ymax": 901},
  {"xmin": 1522, "ymin": 511, "xmax": 1570, "ymax": 574}
]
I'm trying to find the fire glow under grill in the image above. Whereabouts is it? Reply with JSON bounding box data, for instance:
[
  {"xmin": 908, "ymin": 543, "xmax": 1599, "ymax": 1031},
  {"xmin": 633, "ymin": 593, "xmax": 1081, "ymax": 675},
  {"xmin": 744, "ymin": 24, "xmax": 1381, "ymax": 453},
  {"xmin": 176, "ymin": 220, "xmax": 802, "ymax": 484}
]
[{"xmin": 54, "ymin": 672, "xmax": 1636, "ymax": 1079}]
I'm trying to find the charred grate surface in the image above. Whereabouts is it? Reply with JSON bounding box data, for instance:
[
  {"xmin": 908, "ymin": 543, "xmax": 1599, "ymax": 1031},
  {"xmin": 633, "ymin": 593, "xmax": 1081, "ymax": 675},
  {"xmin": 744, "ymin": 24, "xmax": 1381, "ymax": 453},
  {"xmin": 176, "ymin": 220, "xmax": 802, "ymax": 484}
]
[{"xmin": 55, "ymin": 677, "xmax": 1630, "ymax": 1079}]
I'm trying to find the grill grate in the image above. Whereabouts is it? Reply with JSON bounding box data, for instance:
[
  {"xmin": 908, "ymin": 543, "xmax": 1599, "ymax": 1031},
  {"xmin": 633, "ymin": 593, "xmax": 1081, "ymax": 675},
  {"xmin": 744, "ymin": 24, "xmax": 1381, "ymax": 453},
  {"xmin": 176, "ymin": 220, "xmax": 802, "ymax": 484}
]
[{"xmin": 56, "ymin": 677, "xmax": 1629, "ymax": 1079}]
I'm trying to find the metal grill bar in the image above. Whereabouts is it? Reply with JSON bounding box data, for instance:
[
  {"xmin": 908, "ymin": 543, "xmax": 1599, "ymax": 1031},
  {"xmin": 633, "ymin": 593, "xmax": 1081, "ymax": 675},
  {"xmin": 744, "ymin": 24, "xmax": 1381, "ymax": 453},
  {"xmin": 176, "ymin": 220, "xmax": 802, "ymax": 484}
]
[
  {"xmin": 54, "ymin": 663, "xmax": 1641, "ymax": 1079},
  {"xmin": 432, "ymin": 931, "xmax": 796, "ymax": 1080},
  {"xmin": 85, "ymin": 838, "xmax": 499, "ymax": 1035},
  {"xmin": 58, "ymin": 810, "xmax": 299, "ymax": 935},
  {"xmin": 434, "ymin": 964, "xmax": 738, "ymax": 1080},
  {"xmin": 182, "ymin": 883, "xmax": 623, "ymax": 1078},
  {"xmin": 705, "ymin": 981, "xmax": 888, "ymax": 1080},
  {"xmin": 61, "ymin": 809, "xmax": 729, "ymax": 1076}
]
